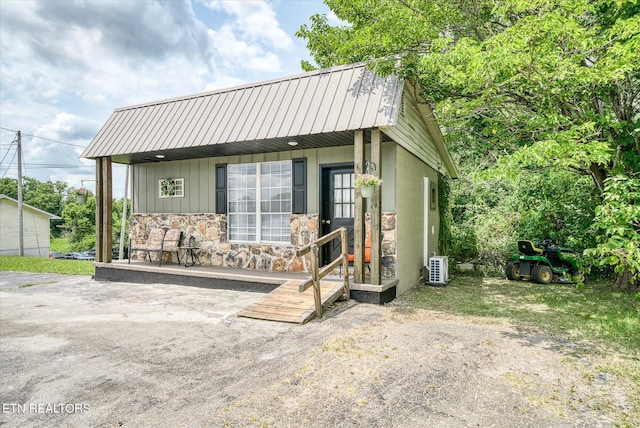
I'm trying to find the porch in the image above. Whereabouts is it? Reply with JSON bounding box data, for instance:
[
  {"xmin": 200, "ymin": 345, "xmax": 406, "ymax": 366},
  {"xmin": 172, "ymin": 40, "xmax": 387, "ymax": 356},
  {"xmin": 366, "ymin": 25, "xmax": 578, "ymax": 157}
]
[{"xmin": 94, "ymin": 260, "xmax": 398, "ymax": 307}]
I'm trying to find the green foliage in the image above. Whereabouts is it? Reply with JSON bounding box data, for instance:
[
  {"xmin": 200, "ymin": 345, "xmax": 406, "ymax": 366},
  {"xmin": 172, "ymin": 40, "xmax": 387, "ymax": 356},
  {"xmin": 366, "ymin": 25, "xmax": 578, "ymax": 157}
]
[
  {"xmin": 298, "ymin": 0, "xmax": 639, "ymax": 286},
  {"xmin": 0, "ymin": 176, "xmax": 69, "ymax": 237},
  {"xmin": 60, "ymin": 196, "xmax": 96, "ymax": 251},
  {"xmin": 2, "ymin": 176, "xmax": 130, "ymax": 252},
  {"xmin": 0, "ymin": 256, "xmax": 95, "ymax": 275},
  {"xmin": 584, "ymin": 175, "xmax": 640, "ymax": 288},
  {"xmin": 513, "ymin": 171, "xmax": 599, "ymax": 251},
  {"xmin": 50, "ymin": 238, "xmax": 71, "ymax": 253},
  {"xmin": 437, "ymin": 173, "xmax": 453, "ymax": 256}
]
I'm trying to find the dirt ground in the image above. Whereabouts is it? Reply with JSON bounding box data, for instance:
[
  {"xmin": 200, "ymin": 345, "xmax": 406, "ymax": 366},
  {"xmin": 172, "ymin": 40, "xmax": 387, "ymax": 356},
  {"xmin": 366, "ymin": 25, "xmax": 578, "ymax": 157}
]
[{"xmin": 0, "ymin": 272, "xmax": 635, "ymax": 427}]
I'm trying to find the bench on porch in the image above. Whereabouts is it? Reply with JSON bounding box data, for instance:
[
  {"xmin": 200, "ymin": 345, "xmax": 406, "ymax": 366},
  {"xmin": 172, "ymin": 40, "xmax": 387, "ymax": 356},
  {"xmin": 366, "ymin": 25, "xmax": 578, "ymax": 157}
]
[{"xmin": 128, "ymin": 228, "xmax": 183, "ymax": 267}]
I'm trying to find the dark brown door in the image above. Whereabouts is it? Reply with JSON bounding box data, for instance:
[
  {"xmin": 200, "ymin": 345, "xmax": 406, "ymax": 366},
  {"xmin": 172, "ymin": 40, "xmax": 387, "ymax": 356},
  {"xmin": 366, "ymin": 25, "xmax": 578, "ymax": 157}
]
[{"xmin": 320, "ymin": 165, "xmax": 354, "ymax": 265}]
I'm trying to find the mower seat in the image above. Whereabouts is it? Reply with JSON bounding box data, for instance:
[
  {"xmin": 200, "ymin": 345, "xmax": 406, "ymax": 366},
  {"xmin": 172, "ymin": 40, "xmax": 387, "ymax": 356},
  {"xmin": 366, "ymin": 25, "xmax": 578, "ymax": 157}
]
[{"xmin": 518, "ymin": 240, "xmax": 544, "ymax": 256}]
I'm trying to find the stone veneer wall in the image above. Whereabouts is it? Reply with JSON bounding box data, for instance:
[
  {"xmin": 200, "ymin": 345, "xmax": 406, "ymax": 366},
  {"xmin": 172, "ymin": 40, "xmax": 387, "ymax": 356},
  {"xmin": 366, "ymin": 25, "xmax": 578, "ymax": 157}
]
[
  {"xmin": 129, "ymin": 212, "xmax": 397, "ymax": 277},
  {"xmin": 379, "ymin": 212, "xmax": 397, "ymax": 278}
]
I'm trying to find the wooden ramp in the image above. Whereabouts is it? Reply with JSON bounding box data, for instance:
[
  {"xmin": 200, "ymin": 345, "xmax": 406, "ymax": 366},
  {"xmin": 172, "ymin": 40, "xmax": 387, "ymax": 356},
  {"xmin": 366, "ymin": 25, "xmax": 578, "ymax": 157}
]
[{"xmin": 238, "ymin": 278, "xmax": 346, "ymax": 324}]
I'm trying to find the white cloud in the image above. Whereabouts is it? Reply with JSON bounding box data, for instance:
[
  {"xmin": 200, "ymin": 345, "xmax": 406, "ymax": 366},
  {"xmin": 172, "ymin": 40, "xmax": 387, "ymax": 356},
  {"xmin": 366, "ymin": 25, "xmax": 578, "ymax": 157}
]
[
  {"xmin": 206, "ymin": 0, "xmax": 294, "ymax": 50},
  {"xmin": 0, "ymin": 0, "xmax": 325, "ymax": 194}
]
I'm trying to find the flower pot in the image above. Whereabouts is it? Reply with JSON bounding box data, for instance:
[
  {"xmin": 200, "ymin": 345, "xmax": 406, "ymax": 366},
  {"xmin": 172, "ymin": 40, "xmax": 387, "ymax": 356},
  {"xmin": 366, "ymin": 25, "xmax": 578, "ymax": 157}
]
[
  {"xmin": 360, "ymin": 185, "xmax": 375, "ymax": 198},
  {"xmin": 76, "ymin": 194, "xmax": 87, "ymax": 204}
]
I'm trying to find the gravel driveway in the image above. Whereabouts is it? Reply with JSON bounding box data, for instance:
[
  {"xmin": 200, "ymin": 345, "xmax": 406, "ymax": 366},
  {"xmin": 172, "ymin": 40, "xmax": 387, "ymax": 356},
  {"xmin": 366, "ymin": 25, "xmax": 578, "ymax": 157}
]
[{"xmin": 0, "ymin": 272, "xmax": 631, "ymax": 427}]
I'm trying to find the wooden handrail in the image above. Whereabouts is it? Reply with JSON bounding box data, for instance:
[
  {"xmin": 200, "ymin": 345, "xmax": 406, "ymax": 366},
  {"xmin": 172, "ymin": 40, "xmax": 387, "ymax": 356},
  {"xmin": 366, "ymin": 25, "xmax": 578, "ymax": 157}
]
[{"xmin": 295, "ymin": 227, "xmax": 350, "ymax": 319}]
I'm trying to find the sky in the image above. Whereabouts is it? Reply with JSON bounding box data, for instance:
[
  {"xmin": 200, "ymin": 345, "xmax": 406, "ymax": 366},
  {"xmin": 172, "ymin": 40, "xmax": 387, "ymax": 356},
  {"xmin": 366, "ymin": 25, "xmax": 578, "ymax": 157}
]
[{"xmin": 0, "ymin": 0, "xmax": 336, "ymax": 197}]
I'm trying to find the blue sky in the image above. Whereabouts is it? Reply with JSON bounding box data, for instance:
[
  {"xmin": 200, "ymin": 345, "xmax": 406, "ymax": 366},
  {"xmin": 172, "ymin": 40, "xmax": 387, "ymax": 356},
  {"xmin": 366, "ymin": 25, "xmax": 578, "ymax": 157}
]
[{"xmin": 0, "ymin": 0, "xmax": 336, "ymax": 196}]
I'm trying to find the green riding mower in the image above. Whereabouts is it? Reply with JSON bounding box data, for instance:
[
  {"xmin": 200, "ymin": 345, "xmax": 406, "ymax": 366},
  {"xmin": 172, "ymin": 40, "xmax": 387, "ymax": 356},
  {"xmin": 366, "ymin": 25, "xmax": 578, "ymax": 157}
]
[{"xmin": 505, "ymin": 239, "xmax": 582, "ymax": 284}]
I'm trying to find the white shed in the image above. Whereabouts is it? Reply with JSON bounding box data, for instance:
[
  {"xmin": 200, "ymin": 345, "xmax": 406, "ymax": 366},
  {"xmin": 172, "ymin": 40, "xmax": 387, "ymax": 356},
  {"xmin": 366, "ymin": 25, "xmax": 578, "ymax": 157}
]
[{"xmin": 0, "ymin": 195, "xmax": 61, "ymax": 257}]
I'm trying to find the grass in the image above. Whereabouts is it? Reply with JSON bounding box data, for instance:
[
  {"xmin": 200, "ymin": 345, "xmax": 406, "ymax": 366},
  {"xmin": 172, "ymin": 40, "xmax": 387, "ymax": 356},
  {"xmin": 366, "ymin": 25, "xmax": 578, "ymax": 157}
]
[
  {"xmin": 0, "ymin": 256, "xmax": 95, "ymax": 275},
  {"xmin": 400, "ymin": 274, "xmax": 640, "ymax": 427},
  {"xmin": 50, "ymin": 237, "xmax": 73, "ymax": 252},
  {"xmin": 402, "ymin": 274, "xmax": 640, "ymax": 354}
]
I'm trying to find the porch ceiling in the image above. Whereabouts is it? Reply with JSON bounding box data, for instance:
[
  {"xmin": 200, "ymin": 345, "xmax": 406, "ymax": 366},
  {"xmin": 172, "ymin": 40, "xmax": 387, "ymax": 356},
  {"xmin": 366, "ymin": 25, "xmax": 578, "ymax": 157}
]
[{"xmin": 110, "ymin": 130, "xmax": 393, "ymax": 165}]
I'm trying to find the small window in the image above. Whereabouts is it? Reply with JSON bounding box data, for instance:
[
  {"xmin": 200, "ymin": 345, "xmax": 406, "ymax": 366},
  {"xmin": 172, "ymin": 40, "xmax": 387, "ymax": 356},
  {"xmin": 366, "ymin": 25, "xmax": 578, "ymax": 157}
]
[
  {"xmin": 159, "ymin": 178, "xmax": 184, "ymax": 198},
  {"xmin": 430, "ymin": 182, "xmax": 437, "ymax": 210}
]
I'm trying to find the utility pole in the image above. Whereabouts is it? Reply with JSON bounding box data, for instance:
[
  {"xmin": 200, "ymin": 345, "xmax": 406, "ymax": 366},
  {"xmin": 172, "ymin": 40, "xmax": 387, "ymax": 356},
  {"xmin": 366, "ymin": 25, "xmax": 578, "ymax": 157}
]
[{"xmin": 17, "ymin": 130, "xmax": 23, "ymax": 256}]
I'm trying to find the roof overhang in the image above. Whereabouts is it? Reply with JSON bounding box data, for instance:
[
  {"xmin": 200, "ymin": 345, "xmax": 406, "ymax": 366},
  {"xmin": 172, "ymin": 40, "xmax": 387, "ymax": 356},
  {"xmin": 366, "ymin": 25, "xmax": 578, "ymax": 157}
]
[
  {"xmin": 404, "ymin": 81, "xmax": 459, "ymax": 179},
  {"xmin": 110, "ymin": 130, "xmax": 392, "ymax": 165}
]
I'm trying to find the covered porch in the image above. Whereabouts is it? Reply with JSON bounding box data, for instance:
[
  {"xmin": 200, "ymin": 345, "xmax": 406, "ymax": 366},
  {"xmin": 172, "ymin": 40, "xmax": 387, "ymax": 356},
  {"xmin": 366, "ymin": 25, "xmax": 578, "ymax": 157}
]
[{"xmin": 94, "ymin": 260, "xmax": 399, "ymax": 306}]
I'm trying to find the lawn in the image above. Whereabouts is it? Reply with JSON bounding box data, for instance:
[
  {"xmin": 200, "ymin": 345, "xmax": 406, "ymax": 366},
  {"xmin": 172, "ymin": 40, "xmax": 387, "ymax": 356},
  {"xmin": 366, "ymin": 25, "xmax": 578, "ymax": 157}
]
[
  {"xmin": 0, "ymin": 256, "xmax": 95, "ymax": 276},
  {"xmin": 402, "ymin": 274, "xmax": 640, "ymax": 354}
]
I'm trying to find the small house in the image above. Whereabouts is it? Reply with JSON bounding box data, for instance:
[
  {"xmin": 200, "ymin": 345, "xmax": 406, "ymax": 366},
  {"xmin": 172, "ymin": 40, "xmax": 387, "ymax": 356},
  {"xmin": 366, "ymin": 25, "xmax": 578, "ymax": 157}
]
[
  {"xmin": 82, "ymin": 63, "xmax": 458, "ymax": 302},
  {"xmin": 0, "ymin": 194, "xmax": 61, "ymax": 257}
]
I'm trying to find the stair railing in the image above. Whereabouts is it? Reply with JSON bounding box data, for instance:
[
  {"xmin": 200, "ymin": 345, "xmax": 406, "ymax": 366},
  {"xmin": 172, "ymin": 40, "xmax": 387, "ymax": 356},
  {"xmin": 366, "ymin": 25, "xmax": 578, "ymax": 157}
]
[{"xmin": 295, "ymin": 227, "xmax": 350, "ymax": 319}]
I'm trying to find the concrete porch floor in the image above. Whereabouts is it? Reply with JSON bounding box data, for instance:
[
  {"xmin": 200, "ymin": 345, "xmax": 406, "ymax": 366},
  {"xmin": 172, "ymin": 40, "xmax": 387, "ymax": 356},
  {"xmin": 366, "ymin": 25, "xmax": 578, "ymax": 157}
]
[{"xmin": 94, "ymin": 260, "xmax": 398, "ymax": 304}]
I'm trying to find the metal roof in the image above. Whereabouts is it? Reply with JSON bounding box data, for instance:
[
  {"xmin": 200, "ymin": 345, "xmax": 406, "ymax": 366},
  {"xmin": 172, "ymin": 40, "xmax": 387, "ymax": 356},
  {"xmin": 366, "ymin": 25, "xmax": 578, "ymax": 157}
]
[{"xmin": 82, "ymin": 63, "xmax": 403, "ymax": 164}]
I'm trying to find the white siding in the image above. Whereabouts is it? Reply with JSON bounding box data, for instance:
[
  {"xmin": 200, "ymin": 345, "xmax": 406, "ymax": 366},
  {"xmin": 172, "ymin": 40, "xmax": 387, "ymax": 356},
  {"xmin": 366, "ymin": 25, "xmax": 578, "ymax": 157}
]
[{"xmin": 0, "ymin": 198, "xmax": 54, "ymax": 257}]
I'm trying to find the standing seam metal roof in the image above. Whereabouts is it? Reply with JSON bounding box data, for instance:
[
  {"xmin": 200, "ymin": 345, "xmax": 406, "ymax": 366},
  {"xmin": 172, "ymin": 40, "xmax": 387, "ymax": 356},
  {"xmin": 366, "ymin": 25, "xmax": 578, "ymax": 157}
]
[{"xmin": 81, "ymin": 63, "xmax": 403, "ymax": 160}]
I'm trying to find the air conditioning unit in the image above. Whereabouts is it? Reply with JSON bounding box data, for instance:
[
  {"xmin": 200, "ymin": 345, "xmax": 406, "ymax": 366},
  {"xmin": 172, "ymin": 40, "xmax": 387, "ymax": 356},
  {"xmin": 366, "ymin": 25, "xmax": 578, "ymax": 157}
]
[{"xmin": 429, "ymin": 256, "xmax": 449, "ymax": 285}]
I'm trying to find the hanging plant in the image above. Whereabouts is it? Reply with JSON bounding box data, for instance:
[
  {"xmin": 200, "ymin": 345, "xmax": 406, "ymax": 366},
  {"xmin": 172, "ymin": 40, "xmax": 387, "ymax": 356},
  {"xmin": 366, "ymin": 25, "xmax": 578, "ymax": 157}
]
[
  {"xmin": 354, "ymin": 174, "xmax": 382, "ymax": 198},
  {"xmin": 76, "ymin": 188, "xmax": 93, "ymax": 203},
  {"xmin": 353, "ymin": 174, "xmax": 383, "ymax": 188}
]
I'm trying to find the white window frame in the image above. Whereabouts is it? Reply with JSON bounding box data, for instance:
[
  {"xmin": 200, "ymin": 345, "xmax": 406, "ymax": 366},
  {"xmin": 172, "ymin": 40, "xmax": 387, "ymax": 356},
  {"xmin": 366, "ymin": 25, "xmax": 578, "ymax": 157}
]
[
  {"xmin": 159, "ymin": 178, "xmax": 184, "ymax": 198},
  {"xmin": 228, "ymin": 161, "xmax": 292, "ymax": 244}
]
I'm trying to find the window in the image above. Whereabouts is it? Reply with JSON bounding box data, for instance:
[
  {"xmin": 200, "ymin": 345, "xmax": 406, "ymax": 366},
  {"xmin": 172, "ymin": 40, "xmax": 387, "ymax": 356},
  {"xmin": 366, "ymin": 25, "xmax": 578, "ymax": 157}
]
[
  {"xmin": 430, "ymin": 181, "xmax": 437, "ymax": 210},
  {"xmin": 159, "ymin": 178, "xmax": 184, "ymax": 198},
  {"xmin": 333, "ymin": 172, "xmax": 354, "ymax": 218},
  {"xmin": 228, "ymin": 160, "xmax": 292, "ymax": 243}
]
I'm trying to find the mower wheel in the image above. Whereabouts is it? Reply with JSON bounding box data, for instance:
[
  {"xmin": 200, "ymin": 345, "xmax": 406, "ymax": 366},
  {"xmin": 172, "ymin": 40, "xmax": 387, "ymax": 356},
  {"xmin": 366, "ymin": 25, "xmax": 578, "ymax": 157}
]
[
  {"xmin": 505, "ymin": 262, "xmax": 522, "ymax": 281},
  {"xmin": 532, "ymin": 265, "xmax": 553, "ymax": 284}
]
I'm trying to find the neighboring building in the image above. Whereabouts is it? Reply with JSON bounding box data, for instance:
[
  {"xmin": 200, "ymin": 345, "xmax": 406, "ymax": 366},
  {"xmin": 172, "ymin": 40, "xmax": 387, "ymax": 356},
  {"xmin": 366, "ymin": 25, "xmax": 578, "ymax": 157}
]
[
  {"xmin": 82, "ymin": 63, "xmax": 458, "ymax": 298},
  {"xmin": 0, "ymin": 194, "xmax": 61, "ymax": 257}
]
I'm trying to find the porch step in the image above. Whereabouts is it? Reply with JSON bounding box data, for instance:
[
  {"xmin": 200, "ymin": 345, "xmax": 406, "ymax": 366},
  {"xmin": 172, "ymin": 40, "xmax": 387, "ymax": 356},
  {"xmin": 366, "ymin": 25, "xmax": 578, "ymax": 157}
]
[{"xmin": 238, "ymin": 278, "xmax": 346, "ymax": 324}]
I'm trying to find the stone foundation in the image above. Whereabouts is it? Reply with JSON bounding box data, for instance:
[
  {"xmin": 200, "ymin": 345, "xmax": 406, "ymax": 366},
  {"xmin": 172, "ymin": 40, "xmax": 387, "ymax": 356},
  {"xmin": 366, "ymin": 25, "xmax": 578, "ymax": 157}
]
[{"xmin": 128, "ymin": 212, "xmax": 397, "ymax": 277}]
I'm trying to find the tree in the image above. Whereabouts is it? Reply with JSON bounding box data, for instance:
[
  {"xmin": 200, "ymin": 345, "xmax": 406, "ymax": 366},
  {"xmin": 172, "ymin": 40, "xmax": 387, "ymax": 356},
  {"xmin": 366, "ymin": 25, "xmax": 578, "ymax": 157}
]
[
  {"xmin": 584, "ymin": 175, "xmax": 640, "ymax": 288},
  {"xmin": 298, "ymin": 0, "xmax": 639, "ymax": 286},
  {"xmin": 0, "ymin": 176, "xmax": 68, "ymax": 237},
  {"xmin": 60, "ymin": 195, "xmax": 96, "ymax": 250}
]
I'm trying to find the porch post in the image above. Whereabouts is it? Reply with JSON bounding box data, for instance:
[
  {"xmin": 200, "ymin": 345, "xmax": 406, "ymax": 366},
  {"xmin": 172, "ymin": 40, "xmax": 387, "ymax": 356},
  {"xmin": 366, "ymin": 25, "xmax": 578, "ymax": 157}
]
[
  {"xmin": 353, "ymin": 130, "xmax": 365, "ymax": 283},
  {"xmin": 371, "ymin": 129, "xmax": 382, "ymax": 285},
  {"xmin": 95, "ymin": 157, "xmax": 113, "ymax": 263}
]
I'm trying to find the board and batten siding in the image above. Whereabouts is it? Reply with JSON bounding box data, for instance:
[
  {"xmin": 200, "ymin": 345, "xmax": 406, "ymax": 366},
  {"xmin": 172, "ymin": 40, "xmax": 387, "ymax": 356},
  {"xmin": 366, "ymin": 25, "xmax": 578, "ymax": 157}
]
[
  {"xmin": 133, "ymin": 144, "xmax": 396, "ymax": 215},
  {"xmin": 394, "ymin": 144, "xmax": 440, "ymax": 295}
]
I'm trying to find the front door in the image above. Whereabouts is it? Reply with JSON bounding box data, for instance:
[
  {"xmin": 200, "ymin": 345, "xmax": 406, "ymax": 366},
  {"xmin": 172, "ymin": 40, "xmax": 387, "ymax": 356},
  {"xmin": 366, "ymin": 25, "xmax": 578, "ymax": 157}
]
[{"xmin": 320, "ymin": 165, "xmax": 355, "ymax": 265}]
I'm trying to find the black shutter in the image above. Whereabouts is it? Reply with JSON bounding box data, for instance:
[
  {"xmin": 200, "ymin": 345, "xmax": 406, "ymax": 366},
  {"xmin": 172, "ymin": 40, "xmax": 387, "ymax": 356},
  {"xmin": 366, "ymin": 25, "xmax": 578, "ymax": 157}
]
[
  {"xmin": 215, "ymin": 164, "xmax": 227, "ymax": 214},
  {"xmin": 292, "ymin": 158, "xmax": 307, "ymax": 214}
]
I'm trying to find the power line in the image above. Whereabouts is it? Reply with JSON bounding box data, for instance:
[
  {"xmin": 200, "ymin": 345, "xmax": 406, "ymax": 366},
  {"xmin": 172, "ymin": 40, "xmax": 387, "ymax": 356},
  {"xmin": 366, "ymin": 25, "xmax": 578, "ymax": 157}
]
[
  {"xmin": 0, "ymin": 134, "xmax": 18, "ymax": 165},
  {"xmin": 0, "ymin": 126, "xmax": 87, "ymax": 148},
  {"xmin": 1, "ymin": 133, "xmax": 19, "ymax": 177},
  {"xmin": 2, "ymin": 164, "xmax": 93, "ymax": 169}
]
